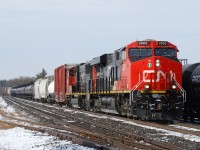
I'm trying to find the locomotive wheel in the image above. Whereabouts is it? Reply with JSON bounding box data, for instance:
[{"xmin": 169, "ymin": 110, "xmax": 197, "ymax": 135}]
[
  {"xmin": 183, "ymin": 114, "xmax": 188, "ymax": 122},
  {"xmin": 190, "ymin": 114, "xmax": 194, "ymax": 123},
  {"xmin": 50, "ymin": 100, "xmax": 54, "ymax": 105},
  {"xmin": 168, "ymin": 120, "xmax": 174, "ymax": 124}
]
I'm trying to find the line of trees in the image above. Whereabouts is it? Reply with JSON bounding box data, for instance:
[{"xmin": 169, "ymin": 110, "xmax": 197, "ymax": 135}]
[{"xmin": 0, "ymin": 68, "xmax": 47, "ymax": 94}]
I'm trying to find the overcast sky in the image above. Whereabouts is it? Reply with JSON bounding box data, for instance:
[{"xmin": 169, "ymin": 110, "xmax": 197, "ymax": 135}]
[{"xmin": 0, "ymin": 0, "xmax": 200, "ymax": 80}]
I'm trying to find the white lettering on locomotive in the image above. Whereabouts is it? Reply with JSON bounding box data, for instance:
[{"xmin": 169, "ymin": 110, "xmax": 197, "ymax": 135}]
[
  {"xmin": 143, "ymin": 70, "xmax": 175, "ymax": 82},
  {"xmin": 192, "ymin": 75, "xmax": 200, "ymax": 83}
]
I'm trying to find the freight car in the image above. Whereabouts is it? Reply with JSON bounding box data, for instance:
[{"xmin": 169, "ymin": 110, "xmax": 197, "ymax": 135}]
[
  {"xmin": 5, "ymin": 87, "xmax": 11, "ymax": 95},
  {"xmin": 10, "ymin": 77, "xmax": 54, "ymax": 104},
  {"xmin": 1, "ymin": 87, "xmax": 11, "ymax": 96},
  {"xmin": 182, "ymin": 63, "xmax": 200, "ymax": 122},
  {"xmin": 55, "ymin": 40, "xmax": 185, "ymax": 121}
]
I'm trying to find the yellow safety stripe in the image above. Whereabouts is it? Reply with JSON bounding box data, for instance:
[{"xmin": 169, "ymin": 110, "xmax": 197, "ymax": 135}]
[
  {"xmin": 66, "ymin": 90, "xmax": 171, "ymax": 96},
  {"xmin": 140, "ymin": 90, "xmax": 167, "ymax": 94},
  {"xmin": 66, "ymin": 90, "xmax": 130, "ymax": 96}
]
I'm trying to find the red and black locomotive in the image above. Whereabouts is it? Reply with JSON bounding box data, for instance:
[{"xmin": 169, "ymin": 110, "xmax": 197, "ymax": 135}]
[{"xmin": 55, "ymin": 40, "xmax": 185, "ymax": 121}]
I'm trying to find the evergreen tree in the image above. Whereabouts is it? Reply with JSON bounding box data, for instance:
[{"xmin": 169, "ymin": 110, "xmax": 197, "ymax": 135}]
[{"xmin": 36, "ymin": 68, "xmax": 47, "ymax": 79}]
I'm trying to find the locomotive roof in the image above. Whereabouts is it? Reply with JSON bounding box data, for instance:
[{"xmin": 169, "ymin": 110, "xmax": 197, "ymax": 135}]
[
  {"xmin": 115, "ymin": 47, "xmax": 126, "ymax": 53},
  {"xmin": 126, "ymin": 40, "xmax": 179, "ymax": 52}
]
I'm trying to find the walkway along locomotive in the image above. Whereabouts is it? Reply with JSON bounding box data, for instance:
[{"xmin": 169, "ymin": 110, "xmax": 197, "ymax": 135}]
[{"xmin": 55, "ymin": 40, "xmax": 185, "ymax": 121}]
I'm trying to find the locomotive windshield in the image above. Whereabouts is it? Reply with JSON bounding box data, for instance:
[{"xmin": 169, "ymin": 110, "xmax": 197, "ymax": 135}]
[
  {"xmin": 129, "ymin": 48, "xmax": 152, "ymax": 62},
  {"xmin": 154, "ymin": 48, "xmax": 176, "ymax": 57}
]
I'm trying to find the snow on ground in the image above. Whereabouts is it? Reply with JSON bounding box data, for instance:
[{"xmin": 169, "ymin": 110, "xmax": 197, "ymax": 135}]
[
  {"xmin": 0, "ymin": 97, "xmax": 15, "ymax": 113},
  {"xmin": 72, "ymin": 110, "xmax": 109, "ymax": 119},
  {"xmin": 0, "ymin": 127, "xmax": 94, "ymax": 150},
  {"xmin": 0, "ymin": 97, "xmax": 95, "ymax": 150},
  {"xmin": 169, "ymin": 125, "xmax": 200, "ymax": 132}
]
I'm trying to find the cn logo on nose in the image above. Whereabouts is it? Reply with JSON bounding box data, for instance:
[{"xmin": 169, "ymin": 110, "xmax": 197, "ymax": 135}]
[{"xmin": 143, "ymin": 70, "xmax": 175, "ymax": 82}]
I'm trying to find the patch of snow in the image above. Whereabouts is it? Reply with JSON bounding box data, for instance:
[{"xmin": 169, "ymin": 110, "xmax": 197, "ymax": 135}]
[
  {"xmin": 73, "ymin": 111, "xmax": 108, "ymax": 119},
  {"xmin": 67, "ymin": 121, "xmax": 75, "ymax": 123},
  {"xmin": 0, "ymin": 97, "xmax": 15, "ymax": 113},
  {"xmin": 64, "ymin": 109, "xmax": 73, "ymax": 112},
  {"xmin": 0, "ymin": 127, "xmax": 95, "ymax": 150},
  {"xmin": 6, "ymin": 106, "xmax": 15, "ymax": 113},
  {"xmin": 161, "ymin": 131, "xmax": 200, "ymax": 142},
  {"xmin": 0, "ymin": 97, "xmax": 8, "ymax": 107},
  {"xmin": 169, "ymin": 125, "xmax": 200, "ymax": 132},
  {"xmin": 101, "ymin": 109, "xmax": 119, "ymax": 114}
]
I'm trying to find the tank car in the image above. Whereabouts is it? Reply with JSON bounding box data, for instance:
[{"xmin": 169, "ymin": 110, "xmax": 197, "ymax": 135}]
[
  {"xmin": 55, "ymin": 40, "xmax": 185, "ymax": 121},
  {"xmin": 34, "ymin": 79, "xmax": 42, "ymax": 101},
  {"xmin": 47, "ymin": 81, "xmax": 54, "ymax": 104},
  {"xmin": 38, "ymin": 77, "xmax": 54, "ymax": 103},
  {"xmin": 24, "ymin": 85, "xmax": 34, "ymax": 100},
  {"xmin": 5, "ymin": 87, "xmax": 11, "ymax": 95},
  {"xmin": 10, "ymin": 88, "xmax": 17, "ymax": 97},
  {"xmin": 182, "ymin": 63, "xmax": 200, "ymax": 122},
  {"xmin": 39, "ymin": 78, "xmax": 49, "ymax": 102}
]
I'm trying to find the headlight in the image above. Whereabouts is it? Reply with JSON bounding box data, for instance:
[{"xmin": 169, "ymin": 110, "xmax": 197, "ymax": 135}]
[
  {"xmin": 144, "ymin": 84, "xmax": 150, "ymax": 90},
  {"xmin": 155, "ymin": 59, "xmax": 160, "ymax": 67},
  {"xmin": 171, "ymin": 84, "xmax": 177, "ymax": 90}
]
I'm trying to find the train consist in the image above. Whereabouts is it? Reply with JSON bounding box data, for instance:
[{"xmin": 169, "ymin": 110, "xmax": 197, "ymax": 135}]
[
  {"xmin": 10, "ymin": 77, "xmax": 54, "ymax": 104},
  {"xmin": 54, "ymin": 40, "xmax": 185, "ymax": 121},
  {"xmin": 182, "ymin": 63, "xmax": 200, "ymax": 122},
  {"xmin": 9, "ymin": 40, "xmax": 186, "ymax": 122}
]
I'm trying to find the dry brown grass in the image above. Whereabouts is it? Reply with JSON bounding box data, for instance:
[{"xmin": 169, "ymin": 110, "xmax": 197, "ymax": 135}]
[{"xmin": 0, "ymin": 120, "xmax": 17, "ymax": 130}]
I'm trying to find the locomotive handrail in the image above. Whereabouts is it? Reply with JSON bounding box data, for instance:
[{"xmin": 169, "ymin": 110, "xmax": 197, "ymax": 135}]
[
  {"xmin": 172, "ymin": 77, "xmax": 186, "ymax": 103},
  {"xmin": 130, "ymin": 73, "xmax": 148, "ymax": 103},
  {"xmin": 131, "ymin": 73, "xmax": 149, "ymax": 92}
]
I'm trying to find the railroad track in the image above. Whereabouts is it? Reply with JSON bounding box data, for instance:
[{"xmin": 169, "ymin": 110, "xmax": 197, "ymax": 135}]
[{"xmin": 3, "ymin": 96, "xmax": 200, "ymax": 150}]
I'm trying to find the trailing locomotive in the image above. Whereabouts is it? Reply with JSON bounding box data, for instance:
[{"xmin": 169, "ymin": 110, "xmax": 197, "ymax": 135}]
[
  {"xmin": 182, "ymin": 63, "xmax": 200, "ymax": 122},
  {"xmin": 55, "ymin": 40, "xmax": 185, "ymax": 121}
]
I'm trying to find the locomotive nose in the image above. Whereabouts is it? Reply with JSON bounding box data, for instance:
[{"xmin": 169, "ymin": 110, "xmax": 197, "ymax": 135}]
[{"xmin": 141, "ymin": 58, "xmax": 183, "ymax": 96}]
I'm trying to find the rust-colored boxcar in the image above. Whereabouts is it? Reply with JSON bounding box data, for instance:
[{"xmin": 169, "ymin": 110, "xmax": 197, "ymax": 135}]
[
  {"xmin": 54, "ymin": 65, "xmax": 66, "ymax": 103},
  {"xmin": 54, "ymin": 64, "xmax": 77, "ymax": 104}
]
